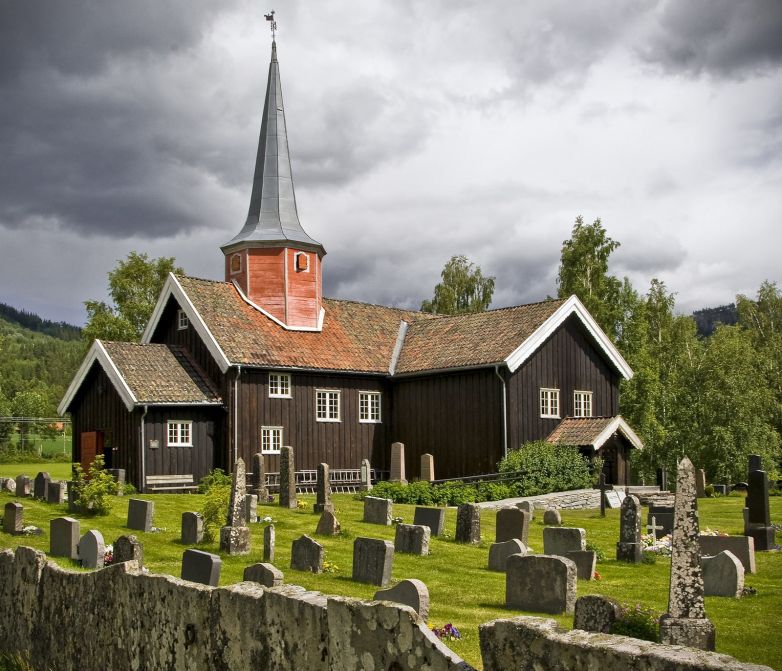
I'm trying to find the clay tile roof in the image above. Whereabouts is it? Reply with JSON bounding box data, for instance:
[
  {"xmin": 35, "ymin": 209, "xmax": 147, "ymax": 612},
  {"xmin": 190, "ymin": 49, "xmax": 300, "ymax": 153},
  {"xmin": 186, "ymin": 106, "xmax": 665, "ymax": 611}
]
[
  {"xmin": 102, "ymin": 341, "xmax": 221, "ymax": 404},
  {"xmin": 546, "ymin": 416, "xmax": 643, "ymax": 450}
]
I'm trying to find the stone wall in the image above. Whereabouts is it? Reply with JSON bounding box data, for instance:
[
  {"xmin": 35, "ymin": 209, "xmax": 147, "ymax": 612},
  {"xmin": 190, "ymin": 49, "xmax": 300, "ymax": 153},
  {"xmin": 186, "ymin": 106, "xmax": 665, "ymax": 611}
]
[{"xmin": 477, "ymin": 488, "xmax": 600, "ymax": 511}]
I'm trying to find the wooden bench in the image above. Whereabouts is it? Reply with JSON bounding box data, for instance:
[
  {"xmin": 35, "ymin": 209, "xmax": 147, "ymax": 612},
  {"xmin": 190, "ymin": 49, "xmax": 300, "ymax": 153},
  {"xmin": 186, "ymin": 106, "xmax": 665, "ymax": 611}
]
[{"xmin": 145, "ymin": 474, "xmax": 197, "ymax": 493}]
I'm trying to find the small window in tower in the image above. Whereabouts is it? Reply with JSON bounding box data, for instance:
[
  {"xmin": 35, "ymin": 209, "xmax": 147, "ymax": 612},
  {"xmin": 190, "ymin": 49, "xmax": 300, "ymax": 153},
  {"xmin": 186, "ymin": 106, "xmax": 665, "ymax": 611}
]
[
  {"xmin": 295, "ymin": 252, "xmax": 310, "ymax": 272},
  {"xmin": 177, "ymin": 309, "xmax": 189, "ymax": 330},
  {"xmin": 230, "ymin": 253, "xmax": 242, "ymax": 274}
]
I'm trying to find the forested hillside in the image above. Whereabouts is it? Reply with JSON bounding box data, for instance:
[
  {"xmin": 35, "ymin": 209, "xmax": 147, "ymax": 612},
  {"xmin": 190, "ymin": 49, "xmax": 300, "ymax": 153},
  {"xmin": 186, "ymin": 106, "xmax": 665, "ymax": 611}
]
[{"xmin": 0, "ymin": 303, "xmax": 82, "ymax": 341}]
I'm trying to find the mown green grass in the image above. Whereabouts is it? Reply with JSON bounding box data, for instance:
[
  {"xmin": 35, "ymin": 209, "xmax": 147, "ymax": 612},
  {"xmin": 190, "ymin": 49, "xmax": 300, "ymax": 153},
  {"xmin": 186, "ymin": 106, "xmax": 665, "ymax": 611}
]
[
  {"xmin": 0, "ymin": 462, "xmax": 72, "ymax": 482},
  {"xmin": 0, "ymin": 480, "xmax": 780, "ymax": 670}
]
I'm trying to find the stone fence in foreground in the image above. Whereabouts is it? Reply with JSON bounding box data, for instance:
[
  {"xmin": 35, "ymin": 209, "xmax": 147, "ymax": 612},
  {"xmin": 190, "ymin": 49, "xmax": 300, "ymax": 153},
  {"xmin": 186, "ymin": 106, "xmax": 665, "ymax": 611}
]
[{"xmin": 0, "ymin": 547, "xmax": 772, "ymax": 671}]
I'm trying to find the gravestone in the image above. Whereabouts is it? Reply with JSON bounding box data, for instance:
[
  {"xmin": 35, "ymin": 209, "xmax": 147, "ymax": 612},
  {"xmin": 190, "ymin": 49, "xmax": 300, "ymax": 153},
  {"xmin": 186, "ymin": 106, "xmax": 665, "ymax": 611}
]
[
  {"xmin": 244, "ymin": 494, "xmax": 258, "ymax": 523},
  {"xmin": 390, "ymin": 442, "xmax": 407, "ymax": 483},
  {"xmin": 181, "ymin": 549, "xmax": 221, "ymax": 586},
  {"xmin": 314, "ymin": 462, "xmax": 332, "ymax": 514},
  {"xmin": 597, "ymin": 473, "xmax": 609, "ymax": 517},
  {"xmin": 220, "ymin": 458, "xmax": 251, "ymax": 555},
  {"xmin": 647, "ymin": 504, "xmax": 674, "ymax": 537},
  {"xmin": 219, "ymin": 522, "xmax": 251, "ymax": 555},
  {"xmin": 695, "ymin": 469, "xmax": 706, "ymax": 498},
  {"xmin": 360, "ymin": 458, "xmax": 373, "ymax": 491},
  {"xmin": 279, "ymin": 446, "xmax": 297, "ymax": 509},
  {"xmin": 566, "ymin": 550, "xmax": 597, "ymax": 580},
  {"xmin": 33, "ymin": 472, "xmax": 51, "ymax": 500},
  {"xmin": 14, "ymin": 475, "xmax": 31, "ymax": 497},
  {"xmin": 127, "ymin": 498, "xmax": 154, "ymax": 532},
  {"xmin": 413, "ymin": 507, "xmax": 445, "ymax": 536},
  {"xmin": 604, "ymin": 491, "xmax": 622, "ymax": 509},
  {"xmin": 108, "ymin": 469, "xmax": 126, "ymax": 495},
  {"xmin": 712, "ymin": 484, "xmax": 727, "ymax": 495},
  {"xmin": 543, "ymin": 527, "xmax": 586, "ymax": 557},
  {"xmin": 506, "ymin": 554, "xmax": 577, "ymax": 614},
  {"xmin": 659, "ymin": 456, "xmax": 716, "ymax": 651},
  {"xmin": 746, "ymin": 469, "xmax": 776, "ymax": 551},
  {"xmin": 702, "ymin": 550, "xmax": 744, "ymax": 598},
  {"xmin": 573, "ymin": 595, "xmax": 622, "ymax": 633},
  {"xmin": 251, "ymin": 452, "xmax": 268, "ymax": 501},
  {"xmin": 616, "ymin": 494, "xmax": 643, "ymax": 563},
  {"xmin": 394, "ymin": 523, "xmax": 430, "ymax": 556},
  {"xmin": 67, "ymin": 481, "xmax": 79, "ymax": 512},
  {"xmin": 748, "ymin": 454, "xmax": 762, "ymax": 475},
  {"xmin": 1, "ymin": 477, "xmax": 16, "ymax": 494},
  {"xmin": 420, "ymin": 453, "xmax": 434, "ymax": 482},
  {"xmin": 315, "ymin": 510, "xmax": 341, "ymax": 536},
  {"xmin": 488, "ymin": 538, "xmax": 526, "ymax": 572},
  {"xmin": 455, "ymin": 503, "xmax": 481, "ymax": 543},
  {"xmin": 50, "ymin": 517, "xmax": 80, "ymax": 559},
  {"xmin": 516, "ymin": 500, "xmax": 534, "ymax": 520},
  {"xmin": 46, "ymin": 480, "xmax": 67, "ymax": 505},
  {"xmin": 656, "ymin": 467, "xmax": 668, "ymax": 491},
  {"xmin": 4, "ymin": 502, "xmax": 23, "ymax": 534},
  {"xmin": 263, "ymin": 524, "xmax": 276, "ymax": 563},
  {"xmin": 543, "ymin": 508, "xmax": 562, "ymax": 526},
  {"xmin": 291, "ymin": 534, "xmax": 324, "ymax": 573},
  {"xmin": 244, "ymin": 562, "xmax": 284, "ymax": 587},
  {"xmin": 363, "ymin": 496, "xmax": 392, "ymax": 525},
  {"xmin": 496, "ymin": 507, "xmax": 530, "ymax": 544},
  {"xmin": 646, "ymin": 516, "xmax": 664, "ymax": 540},
  {"xmin": 77, "ymin": 530, "xmax": 105, "ymax": 569},
  {"xmin": 181, "ymin": 512, "xmax": 204, "ymax": 545},
  {"xmin": 352, "ymin": 537, "xmax": 394, "ymax": 587},
  {"xmin": 698, "ymin": 534, "xmax": 755, "ymax": 573},
  {"xmin": 114, "ymin": 534, "xmax": 143, "ymax": 566},
  {"xmin": 374, "ymin": 579, "xmax": 430, "ymax": 621}
]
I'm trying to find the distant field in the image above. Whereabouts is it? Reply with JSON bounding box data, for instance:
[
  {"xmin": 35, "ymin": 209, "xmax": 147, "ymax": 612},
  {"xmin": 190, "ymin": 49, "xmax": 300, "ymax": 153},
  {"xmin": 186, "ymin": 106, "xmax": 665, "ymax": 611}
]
[
  {"xmin": 4, "ymin": 431, "xmax": 71, "ymax": 458},
  {"xmin": 0, "ymin": 462, "xmax": 72, "ymax": 481}
]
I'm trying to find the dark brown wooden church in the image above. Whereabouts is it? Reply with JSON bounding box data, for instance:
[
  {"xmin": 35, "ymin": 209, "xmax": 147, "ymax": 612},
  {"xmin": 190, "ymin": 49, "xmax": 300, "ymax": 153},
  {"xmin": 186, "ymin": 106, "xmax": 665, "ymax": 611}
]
[{"xmin": 59, "ymin": 41, "xmax": 642, "ymax": 492}]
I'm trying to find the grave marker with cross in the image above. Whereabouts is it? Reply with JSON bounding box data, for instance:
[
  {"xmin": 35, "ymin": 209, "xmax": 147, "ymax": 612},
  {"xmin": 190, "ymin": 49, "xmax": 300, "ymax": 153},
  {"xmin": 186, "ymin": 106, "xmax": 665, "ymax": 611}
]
[{"xmin": 646, "ymin": 515, "xmax": 664, "ymax": 540}]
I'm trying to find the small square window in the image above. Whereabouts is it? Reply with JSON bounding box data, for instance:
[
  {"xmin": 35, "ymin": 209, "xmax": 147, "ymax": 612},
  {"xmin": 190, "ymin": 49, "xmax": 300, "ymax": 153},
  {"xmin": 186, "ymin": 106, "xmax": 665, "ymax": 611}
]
[
  {"xmin": 268, "ymin": 372, "xmax": 291, "ymax": 398},
  {"xmin": 230, "ymin": 253, "xmax": 242, "ymax": 274},
  {"xmin": 540, "ymin": 388, "xmax": 560, "ymax": 419},
  {"xmin": 177, "ymin": 309, "xmax": 189, "ymax": 330},
  {"xmin": 294, "ymin": 252, "xmax": 310, "ymax": 272},
  {"xmin": 261, "ymin": 426, "xmax": 283, "ymax": 454},
  {"xmin": 316, "ymin": 389, "xmax": 340, "ymax": 422},
  {"xmin": 359, "ymin": 391, "xmax": 382, "ymax": 423},
  {"xmin": 167, "ymin": 420, "xmax": 193, "ymax": 446},
  {"xmin": 574, "ymin": 391, "xmax": 593, "ymax": 418}
]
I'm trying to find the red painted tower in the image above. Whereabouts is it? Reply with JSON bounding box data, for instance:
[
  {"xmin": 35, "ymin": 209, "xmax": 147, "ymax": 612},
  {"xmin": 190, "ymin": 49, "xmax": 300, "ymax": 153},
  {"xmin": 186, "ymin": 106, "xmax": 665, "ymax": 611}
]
[{"xmin": 221, "ymin": 41, "xmax": 325, "ymax": 330}]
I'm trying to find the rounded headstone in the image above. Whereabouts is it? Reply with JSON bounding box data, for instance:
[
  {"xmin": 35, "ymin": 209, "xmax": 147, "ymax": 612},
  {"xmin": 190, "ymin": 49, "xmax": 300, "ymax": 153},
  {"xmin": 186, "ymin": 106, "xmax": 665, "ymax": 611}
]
[{"xmin": 543, "ymin": 508, "xmax": 562, "ymax": 526}]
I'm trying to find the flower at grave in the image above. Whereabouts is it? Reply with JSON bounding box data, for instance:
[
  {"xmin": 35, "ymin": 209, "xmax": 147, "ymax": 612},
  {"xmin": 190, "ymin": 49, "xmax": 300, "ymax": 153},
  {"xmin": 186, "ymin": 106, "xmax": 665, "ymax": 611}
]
[
  {"xmin": 322, "ymin": 560, "xmax": 339, "ymax": 574},
  {"xmin": 593, "ymin": 570, "xmax": 602, "ymax": 581},
  {"xmin": 267, "ymin": 495, "xmax": 276, "ymax": 503},
  {"xmin": 431, "ymin": 623, "xmax": 461, "ymax": 641},
  {"xmin": 701, "ymin": 527, "xmax": 726, "ymax": 536},
  {"xmin": 261, "ymin": 516, "xmax": 274, "ymax": 524},
  {"xmin": 22, "ymin": 525, "xmax": 39, "ymax": 536},
  {"xmin": 104, "ymin": 544, "xmax": 114, "ymax": 565},
  {"xmin": 641, "ymin": 533, "xmax": 672, "ymax": 556},
  {"xmin": 297, "ymin": 500, "xmax": 309, "ymax": 510},
  {"xmin": 391, "ymin": 516, "xmax": 404, "ymax": 525}
]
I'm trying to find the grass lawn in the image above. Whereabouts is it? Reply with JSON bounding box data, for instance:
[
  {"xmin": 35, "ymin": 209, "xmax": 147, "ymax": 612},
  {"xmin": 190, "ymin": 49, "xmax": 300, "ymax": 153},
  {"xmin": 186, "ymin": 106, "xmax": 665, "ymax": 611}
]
[
  {"xmin": 0, "ymin": 479, "xmax": 780, "ymax": 670},
  {"xmin": 0, "ymin": 462, "xmax": 72, "ymax": 482}
]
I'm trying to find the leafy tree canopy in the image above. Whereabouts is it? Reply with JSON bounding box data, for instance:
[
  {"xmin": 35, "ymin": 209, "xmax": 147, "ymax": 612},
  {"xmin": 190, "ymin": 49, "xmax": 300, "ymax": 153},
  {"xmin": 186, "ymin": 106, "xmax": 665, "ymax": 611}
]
[{"xmin": 421, "ymin": 255, "xmax": 495, "ymax": 315}]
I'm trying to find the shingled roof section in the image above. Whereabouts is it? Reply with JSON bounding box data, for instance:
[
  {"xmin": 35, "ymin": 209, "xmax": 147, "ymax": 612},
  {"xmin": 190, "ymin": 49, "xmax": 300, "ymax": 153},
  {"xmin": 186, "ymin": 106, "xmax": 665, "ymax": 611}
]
[
  {"xmin": 102, "ymin": 341, "xmax": 222, "ymax": 404},
  {"xmin": 546, "ymin": 416, "xmax": 643, "ymax": 450}
]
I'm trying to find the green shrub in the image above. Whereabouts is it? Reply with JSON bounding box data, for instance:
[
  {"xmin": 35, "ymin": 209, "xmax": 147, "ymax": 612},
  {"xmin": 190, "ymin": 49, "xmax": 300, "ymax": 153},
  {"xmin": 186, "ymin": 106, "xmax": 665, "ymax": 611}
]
[
  {"xmin": 612, "ymin": 603, "xmax": 661, "ymax": 642},
  {"xmin": 585, "ymin": 541, "xmax": 606, "ymax": 562},
  {"xmin": 497, "ymin": 440, "xmax": 592, "ymax": 496},
  {"xmin": 71, "ymin": 454, "xmax": 118, "ymax": 515},
  {"xmin": 704, "ymin": 484, "xmax": 715, "ymax": 497},
  {"xmin": 198, "ymin": 468, "xmax": 231, "ymax": 494},
  {"xmin": 200, "ymin": 483, "xmax": 230, "ymax": 542}
]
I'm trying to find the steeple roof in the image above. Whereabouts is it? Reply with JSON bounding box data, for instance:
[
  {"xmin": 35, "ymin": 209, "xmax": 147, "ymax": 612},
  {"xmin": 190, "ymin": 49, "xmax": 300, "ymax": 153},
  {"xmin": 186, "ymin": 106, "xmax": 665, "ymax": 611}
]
[{"xmin": 222, "ymin": 41, "xmax": 324, "ymax": 255}]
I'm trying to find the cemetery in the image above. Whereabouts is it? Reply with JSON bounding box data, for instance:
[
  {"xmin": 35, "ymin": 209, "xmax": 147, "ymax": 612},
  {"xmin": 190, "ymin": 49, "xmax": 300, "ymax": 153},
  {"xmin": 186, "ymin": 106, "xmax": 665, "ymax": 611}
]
[{"xmin": 0, "ymin": 458, "xmax": 780, "ymax": 669}]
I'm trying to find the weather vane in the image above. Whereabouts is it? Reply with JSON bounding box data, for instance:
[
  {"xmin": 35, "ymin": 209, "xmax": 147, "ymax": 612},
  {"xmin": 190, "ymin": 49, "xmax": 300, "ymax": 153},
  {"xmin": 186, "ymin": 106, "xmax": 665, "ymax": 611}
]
[{"xmin": 265, "ymin": 10, "xmax": 277, "ymax": 40}]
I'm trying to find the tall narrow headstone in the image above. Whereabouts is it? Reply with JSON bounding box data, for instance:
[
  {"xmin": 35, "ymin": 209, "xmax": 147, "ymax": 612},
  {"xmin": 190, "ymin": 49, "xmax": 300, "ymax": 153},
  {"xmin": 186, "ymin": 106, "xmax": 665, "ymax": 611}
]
[
  {"xmin": 77, "ymin": 530, "xmax": 106, "ymax": 569},
  {"xmin": 50, "ymin": 517, "xmax": 80, "ymax": 559},
  {"xmin": 33, "ymin": 472, "xmax": 51, "ymax": 500},
  {"xmin": 314, "ymin": 462, "xmax": 332, "ymax": 513},
  {"xmin": 455, "ymin": 503, "xmax": 481, "ymax": 543},
  {"xmin": 746, "ymin": 469, "xmax": 776, "ymax": 551},
  {"xmin": 656, "ymin": 467, "xmax": 668, "ymax": 491},
  {"xmin": 279, "ymin": 446, "xmax": 297, "ymax": 509},
  {"xmin": 695, "ymin": 469, "xmax": 706, "ymax": 498},
  {"xmin": 390, "ymin": 442, "xmax": 407, "ymax": 483},
  {"xmin": 114, "ymin": 535, "xmax": 144, "ymax": 566},
  {"xmin": 14, "ymin": 475, "xmax": 31, "ymax": 497},
  {"xmin": 360, "ymin": 458, "xmax": 372, "ymax": 491},
  {"xmin": 244, "ymin": 494, "xmax": 258, "ymax": 523},
  {"xmin": 659, "ymin": 457, "xmax": 715, "ymax": 651},
  {"xmin": 108, "ymin": 469, "xmax": 126, "ymax": 495},
  {"xmin": 597, "ymin": 473, "xmax": 608, "ymax": 517},
  {"xmin": 4, "ymin": 502, "xmax": 23, "ymax": 534},
  {"xmin": 46, "ymin": 480, "xmax": 67, "ymax": 505},
  {"xmin": 181, "ymin": 549, "xmax": 221, "ymax": 586},
  {"xmin": 181, "ymin": 512, "xmax": 204, "ymax": 545},
  {"xmin": 220, "ymin": 458, "xmax": 251, "ymax": 555},
  {"xmin": 420, "ymin": 453, "xmax": 434, "ymax": 482},
  {"xmin": 252, "ymin": 452, "xmax": 268, "ymax": 501},
  {"xmin": 616, "ymin": 494, "xmax": 643, "ymax": 563},
  {"xmin": 263, "ymin": 523, "xmax": 276, "ymax": 563},
  {"xmin": 352, "ymin": 537, "xmax": 394, "ymax": 587}
]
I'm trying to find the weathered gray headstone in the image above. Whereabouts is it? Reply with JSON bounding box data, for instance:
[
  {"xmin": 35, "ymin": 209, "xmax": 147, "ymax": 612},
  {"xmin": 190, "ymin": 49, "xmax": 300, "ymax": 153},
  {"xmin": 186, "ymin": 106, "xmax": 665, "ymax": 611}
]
[
  {"xmin": 1, "ymin": 477, "xmax": 16, "ymax": 494},
  {"xmin": 77, "ymin": 530, "xmax": 105, "ymax": 569},
  {"xmin": 413, "ymin": 506, "xmax": 445, "ymax": 536},
  {"xmin": 220, "ymin": 458, "xmax": 251, "ymax": 555},
  {"xmin": 33, "ymin": 472, "xmax": 51, "ymax": 500},
  {"xmin": 46, "ymin": 480, "xmax": 67, "ymax": 505},
  {"xmin": 506, "ymin": 554, "xmax": 577, "ymax": 614},
  {"xmin": 14, "ymin": 475, "xmax": 31, "ymax": 497},
  {"xmin": 543, "ymin": 527, "xmax": 586, "ymax": 556},
  {"xmin": 114, "ymin": 534, "xmax": 143, "ymax": 566},
  {"xmin": 243, "ymin": 562, "xmax": 284, "ymax": 587},
  {"xmin": 394, "ymin": 523, "xmax": 430, "ymax": 556},
  {"xmin": 659, "ymin": 456, "xmax": 716, "ymax": 651},
  {"xmin": 352, "ymin": 537, "xmax": 394, "ymax": 587},
  {"xmin": 108, "ymin": 469, "xmax": 126, "ymax": 496},
  {"xmin": 314, "ymin": 462, "xmax": 332, "ymax": 513},
  {"xmin": 616, "ymin": 494, "xmax": 643, "ymax": 563},
  {"xmin": 219, "ymin": 525, "xmax": 251, "ymax": 556},
  {"xmin": 516, "ymin": 500, "xmax": 534, "ymax": 520},
  {"xmin": 279, "ymin": 446, "xmax": 297, "ymax": 509},
  {"xmin": 363, "ymin": 496, "xmax": 392, "ymax": 525},
  {"xmin": 746, "ymin": 469, "xmax": 775, "ymax": 551},
  {"xmin": 251, "ymin": 452, "xmax": 268, "ymax": 501},
  {"xmin": 263, "ymin": 523, "xmax": 275, "ymax": 563},
  {"xmin": 496, "ymin": 507, "xmax": 530, "ymax": 544},
  {"xmin": 488, "ymin": 538, "xmax": 527, "ymax": 572},
  {"xmin": 291, "ymin": 534, "xmax": 324, "ymax": 573},
  {"xmin": 4, "ymin": 502, "xmax": 23, "ymax": 534},
  {"xmin": 702, "ymin": 550, "xmax": 744, "ymax": 598},
  {"xmin": 244, "ymin": 493, "xmax": 258, "ymax": 523},
  {"xmin": 573, "ymin": 595, "xmax": 622, "ymax": 633},
  {"xmin": 543, "ymin": 508, "xmax": 561, "ymax": 526},
  {"xmin": 695, "ymin": 469, "xmax": 706, "ymax": 498},
  {"xmin": 181, "ymin": 549, "xmax": 221, "ymax": 586},
  {"xmin": 374, "ymin": 579, "xmax": 430, "ymax": 621},
  {"xmin": 566, "ymin": 550, "xmax": 597, "ymax": 580},
  {"xmin": 420, "ymin": 453, "xmax": 434, "ymax": 482},
  {"xmin": 455, "ymin": 503, "xmax": 481, "ymax": 543},
  {"xmin": 315, "ymin": 510, "xmax": 341, "ymax": 536},
  {"xmin": 50, "ymin": 517, "xmax": 80, "ymax": 559},
  {"xmin": 181, "ymin": 511, "xmax": 204, "ymax": 545},
  {"xmin": 648, "ymin": 504, "xmax": 674, "ymax": 537},
  {"xmin": 390, "ymin": 442, "xmax": 407, "ymax": 483},
  {"xmin": 126, "ymin": 498, "xmax": 154, "ymax": 532},
  {"xmin": 699, "ymin": 534, "xmax": 755, "ymax": 574},
  {"xmin": 360, "ymin": 458, "xmax": 372, "ymax": 491}
]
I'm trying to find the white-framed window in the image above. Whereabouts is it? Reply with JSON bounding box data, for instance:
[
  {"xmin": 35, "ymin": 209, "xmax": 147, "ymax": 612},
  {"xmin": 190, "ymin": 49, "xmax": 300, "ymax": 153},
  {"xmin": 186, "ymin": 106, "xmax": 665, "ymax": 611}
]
[
  {"xmin": 359, "ymin": 391, "xmax": 382, "ymax": 423},
  {"xmin": 261, "ymin": 426, "xmax": 283, "ymax": 454},
  {"xmin": 167, "ymin": 420, "xmax": 192, "ymax": 447},
  {"xmin": 268, "ymin": 372, "xmax": 291, "ymax": 398},
  {"xmin": 540, "ymin": 388, "xmax": 560, "ymax": 419},
  {"xmin": 230, "ymin": 253, "xmax": 242, "ymax": 274},
  {"xmin": 294, "ymin": 251, "xmax": 310, "ymax": 272},
  {"xmin": 574, "ymin": 390, "xmax": 593, "ymax": 418},
  {"xmin": 177, "ymin": 309, "xmax": 189, "ymax": 330},
  {"xmin": 316, "ymin": 389, "xmax": 340, "ymax": 422}
]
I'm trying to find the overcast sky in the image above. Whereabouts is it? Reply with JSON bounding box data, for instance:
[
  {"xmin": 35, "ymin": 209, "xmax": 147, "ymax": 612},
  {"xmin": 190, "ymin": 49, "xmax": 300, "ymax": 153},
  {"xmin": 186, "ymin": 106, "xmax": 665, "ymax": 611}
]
[{"xmin": 1, "ymin": 0, "xmax": 780, "ymax": 326}]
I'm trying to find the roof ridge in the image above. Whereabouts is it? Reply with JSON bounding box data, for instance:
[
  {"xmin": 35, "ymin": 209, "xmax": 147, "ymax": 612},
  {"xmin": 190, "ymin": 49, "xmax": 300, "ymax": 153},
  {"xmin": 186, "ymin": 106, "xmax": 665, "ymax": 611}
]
[
  {"xmin": 322, "ymin": 296, "xmax": 428, "ymax": 315},
  {"xmin": 405, "ymin": 297, "xmax": 566, "ymax": 323}
]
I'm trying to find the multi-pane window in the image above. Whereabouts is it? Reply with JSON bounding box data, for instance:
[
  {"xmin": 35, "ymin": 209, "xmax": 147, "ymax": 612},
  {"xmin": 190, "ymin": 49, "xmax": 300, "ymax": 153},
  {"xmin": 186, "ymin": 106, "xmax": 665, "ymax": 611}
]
[
  {"xmin": 316, "ymin": 389, "xmax": 340, "ymax": 422},
  {"xmin": 540, "ymin": 388, "xmax": 560, "ymax": 418},
  {"xmin": 261, "ymin": 426, "xmax": 283, "ymax": 454},
  {"xmin": 268, "ymin": 372, "xmax": 291, "ymax": 398},
  {"xmin": 574, "ymin": 390, "xmax": 593, "ymax": 418},
  {"xmin": 167, "ymin": 421, "xmax": 192, "ymax": 446},
  {"xmin": 177, "ymin": 309, "xmax": 189, "ymax": 330},
  {"xmin": 359, "ymin": 391, "xmax": 382, "ymax": 423}
]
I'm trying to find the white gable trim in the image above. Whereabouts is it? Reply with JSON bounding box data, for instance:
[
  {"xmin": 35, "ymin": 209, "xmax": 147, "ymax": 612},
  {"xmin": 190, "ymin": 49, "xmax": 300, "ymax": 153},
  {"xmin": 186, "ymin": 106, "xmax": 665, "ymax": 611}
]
[
  {"xmin": 388, "ymin": 320, "xmax": 408, "ymax": 375},
  {"xmin": 141, "ymin": 274, "xmax": 232, "ymax": 373},
  {"xmin": 504, "ymin": 295, "xmax": 633, "ymax": 379},
  {"xmin": 593, "ymin": 415, "xmax": 644, "ymax": 451},
  {"xmin": 231, "ymin": 280, "xmax": 325, "ymax": 332},
  {"xmin": 58, "ymin": 340, "xmax": 137, "ymax": 414}
]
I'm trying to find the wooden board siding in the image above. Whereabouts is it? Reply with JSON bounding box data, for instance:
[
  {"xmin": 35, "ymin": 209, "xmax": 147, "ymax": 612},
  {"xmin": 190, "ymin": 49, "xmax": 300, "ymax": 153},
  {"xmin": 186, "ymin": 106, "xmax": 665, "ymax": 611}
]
[
  {"xmin": 235, "ymin": 370, "xmax": 389, "ymax": 474},
  {"xmin": 247, "ymin": 248, "xmax": 286, "ymax": 321},
  {"xmin": 285, "ymin": 248, "xmax": 320, "ymax": 328},
  {"xmin": 391, "ymin": 368, "xmax": 504, "ymax": 480},
  {"xmin": 507, "ymin": 314, "xmax": 620, "ymax": 450}
]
